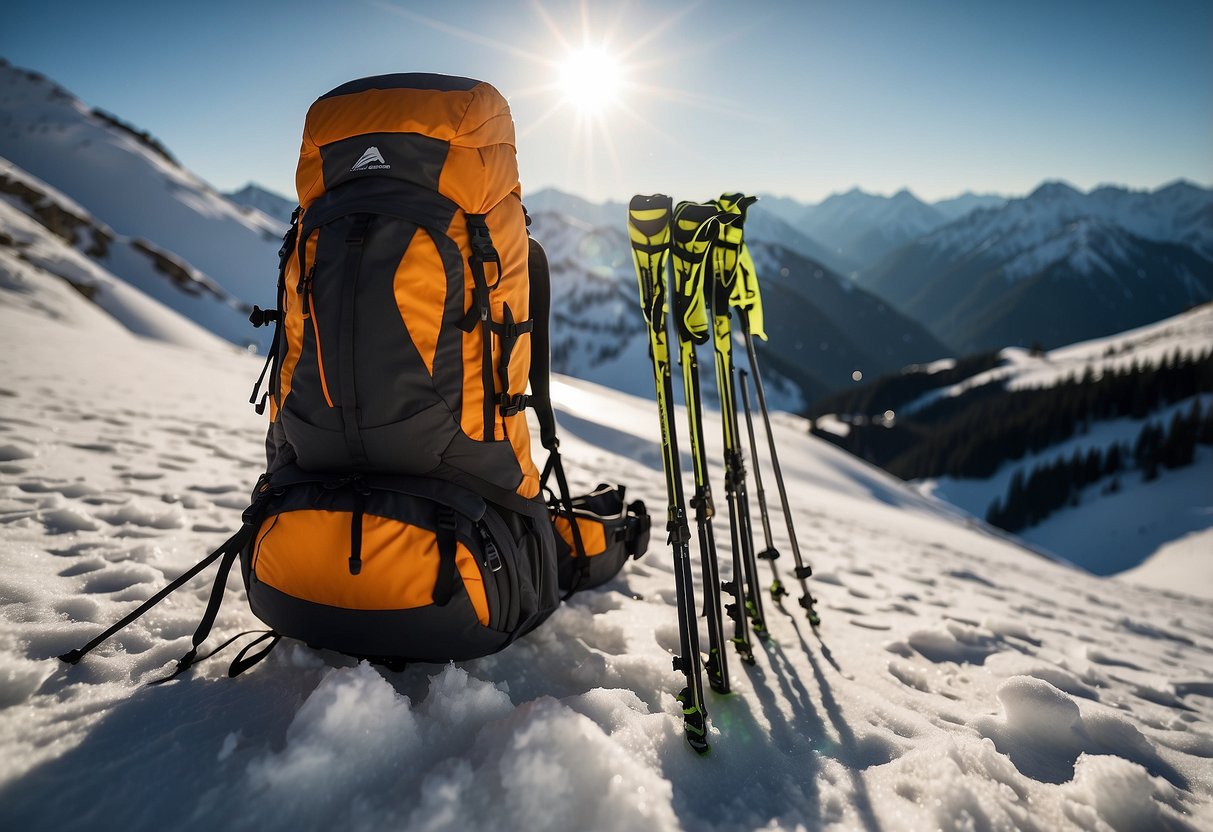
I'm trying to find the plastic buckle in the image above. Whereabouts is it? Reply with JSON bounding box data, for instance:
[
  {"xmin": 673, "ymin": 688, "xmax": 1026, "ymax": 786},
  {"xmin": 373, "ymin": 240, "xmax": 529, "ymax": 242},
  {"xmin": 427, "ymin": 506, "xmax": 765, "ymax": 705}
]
[
  {"xmin": 248, "ymin": 306, "xmax": 279, "ymax": 328},
  {"xmin": 498, "ymin": 394, "xmax": 530, "ymax": 416}
]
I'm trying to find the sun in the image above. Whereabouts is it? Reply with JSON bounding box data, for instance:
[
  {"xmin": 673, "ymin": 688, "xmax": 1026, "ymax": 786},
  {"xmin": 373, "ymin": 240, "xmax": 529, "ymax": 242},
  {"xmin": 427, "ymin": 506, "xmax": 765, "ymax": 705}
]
[{"xmin": 557, "ymin": 46, "xmax": 623, "ymax": 115}]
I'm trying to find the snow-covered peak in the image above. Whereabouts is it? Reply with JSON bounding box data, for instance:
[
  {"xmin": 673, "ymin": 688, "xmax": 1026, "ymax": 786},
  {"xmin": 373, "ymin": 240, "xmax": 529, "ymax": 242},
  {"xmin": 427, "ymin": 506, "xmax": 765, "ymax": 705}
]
[
  {"xmin": 523, "ymin": 187, "xmax": 626, "ymax": 230},
  {"xmin": 224, "ymin": 183, "xmax": 294, "ymax": 227},
  {"xmin": 0, "ymin": 59, "xmax": 282, "ymax": 309},
  {"xmin": 927, "ymin": 180, "xmax": 1213, "ymax": 264},
  {"xmin": 1027, "ymin": 180, "xmax": 1083, "ymax": 202},
  {"xmin": 999, "ymin": 217, "xmax": 1137, "ymax": 281}
]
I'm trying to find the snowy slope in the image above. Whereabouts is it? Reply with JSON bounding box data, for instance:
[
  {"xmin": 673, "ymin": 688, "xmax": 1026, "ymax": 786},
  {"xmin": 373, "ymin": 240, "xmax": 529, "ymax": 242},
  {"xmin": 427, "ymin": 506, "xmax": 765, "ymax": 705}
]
[
  {"xmin": 896, "ymin": 305, "xmax": 1213, "ymax": 577},
  {"xmin": 2, "ymin": 245, "xmax": 1213, "ymax": 832},
  {"xmin": 1122, "ymin": 528, "xmax": 1213, "ymax": 599},
  {"xmin": 1, "ymin": 157, "xmax": 263, "ymax": 348},
  {"xmin": 0, "ymin": 60, "xmax": 281, "ymax": 325},
  {"xmin": 906, "ymin": 302, "xmax": 1213, "ymax": 413}
]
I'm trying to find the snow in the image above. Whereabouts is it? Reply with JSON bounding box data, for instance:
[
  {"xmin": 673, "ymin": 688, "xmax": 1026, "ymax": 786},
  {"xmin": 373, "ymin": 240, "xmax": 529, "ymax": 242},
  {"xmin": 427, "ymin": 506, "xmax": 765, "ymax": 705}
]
[
  {"xmin": 925, "ymin": 179, "xmax": 1213, "ymax": 267},
  {"xmin": 0, "ymin": 61, "xmax": 281, "ymax": 342},
  {"xmin": 904, "ymin": 302, "xmax": 1213, "ymax": 416},
  {"xmin": 912, "ymin": 306, "xmax": 1213, "ymax": 579},
  {"xmin": 0, "ymin": 163, "xmax": 242, "ymax": 351},
  {"xmin": 3, "ymin": 234, "xmax": 1213, "ymax": 832},
  {"xmin": 1121, "ymin": 528, "xmax": 1213, "ymax": 601}
]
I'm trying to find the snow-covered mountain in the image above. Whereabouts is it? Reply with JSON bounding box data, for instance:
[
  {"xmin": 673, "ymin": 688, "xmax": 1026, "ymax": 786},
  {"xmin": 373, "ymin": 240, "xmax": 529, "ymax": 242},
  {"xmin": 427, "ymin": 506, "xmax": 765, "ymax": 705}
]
[
  {"xmin": 799, "ymin": 187, "xmax": 950, "ymax": 271},
  {"xmin": 860, "ymin": 181, "xmax": 1213, "ymax": 353},
  {"xmin": 224, "ymin": 183, "xmax": 295, "ymax": 226},
  {"xmin": 3, "ymin": 231, "xmax": 1213, "ymax": 831},
  {"xmin": 754, "ymin": 187, "xmax": 1007, "ymax": 275},
  {"xmin": 932, "ymin": 191, "xmax": 1008, "ymax": 221},
  {"xmin": 529, "ymin": 206, "xmax": 951, "ymax": 409},
  {"xmin": 0, "ymin": 59, "xmax": 281, "ymax": 349},
  {"xmin": 524, "ymin": 187, "xmax": 626, "ymax": 229},
  {"xmin": 1, "ymin": 158, "xmax": 266, "ymax": 348}
]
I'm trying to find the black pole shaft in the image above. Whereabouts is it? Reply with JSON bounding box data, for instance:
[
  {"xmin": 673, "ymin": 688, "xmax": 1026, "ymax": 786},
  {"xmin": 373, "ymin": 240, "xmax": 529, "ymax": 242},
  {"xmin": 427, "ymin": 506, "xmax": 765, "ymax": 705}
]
[
  {"xmin": 713, "ymin": 293, "xmax": 767, "ymax": 640},
  {"xmin": 680, "ymin": 339, "xmax": 731, "ymax": 694},
  {"xmin": 740, "ymin": 368, "xmax": 787, "ymax": 604},
  {"xmin": 742, "ymin": 320, "xmax": 820, "ymax": 624}
]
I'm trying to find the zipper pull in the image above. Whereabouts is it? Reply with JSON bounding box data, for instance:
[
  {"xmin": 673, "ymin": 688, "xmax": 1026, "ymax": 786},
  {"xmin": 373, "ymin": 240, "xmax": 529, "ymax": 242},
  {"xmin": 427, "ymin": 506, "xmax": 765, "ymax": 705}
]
[
  {"xmin": 480, "ymin": 529, "xmax": 503, "ymax": 573},
  {"xmin": 299, "ymin": 266, "xmax": 314, "ymax": 315}
]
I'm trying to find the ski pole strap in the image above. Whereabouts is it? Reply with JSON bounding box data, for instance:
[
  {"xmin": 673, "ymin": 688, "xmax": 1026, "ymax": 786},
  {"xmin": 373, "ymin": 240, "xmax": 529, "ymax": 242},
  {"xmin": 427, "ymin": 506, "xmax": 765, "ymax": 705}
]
[{"xmin": 57, "ymin": 523, "xmax": 254, "ymax": 666}]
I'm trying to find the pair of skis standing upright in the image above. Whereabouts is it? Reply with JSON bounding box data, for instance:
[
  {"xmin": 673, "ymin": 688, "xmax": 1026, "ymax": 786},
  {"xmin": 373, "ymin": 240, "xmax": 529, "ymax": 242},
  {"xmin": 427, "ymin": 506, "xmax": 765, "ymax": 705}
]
[{"xmin": 627, "ymin": 194, "xmax": 820, "ymax": 755}]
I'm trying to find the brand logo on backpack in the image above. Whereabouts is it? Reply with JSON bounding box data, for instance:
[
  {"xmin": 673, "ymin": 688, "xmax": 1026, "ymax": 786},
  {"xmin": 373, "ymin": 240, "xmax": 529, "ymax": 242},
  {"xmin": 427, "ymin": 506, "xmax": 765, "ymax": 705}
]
[{"xmin": 351, "ymin": 146, "xmax": 390, "ymax": 172}]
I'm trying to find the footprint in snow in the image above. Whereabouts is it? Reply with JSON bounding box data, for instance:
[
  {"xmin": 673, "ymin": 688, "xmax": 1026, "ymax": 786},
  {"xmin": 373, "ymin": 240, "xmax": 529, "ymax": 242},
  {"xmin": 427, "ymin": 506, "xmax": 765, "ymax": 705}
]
[
  {"xmin": 0, "ymin": 443, "xmax": 36, "ymax": 462},
  {"xmin": 82, "ymin": 565, "xmax": 158, "ymax": 594},
  {"xmin": 58, "ymin": 559, "xmax": 109, "ymax": 578},
  {"xmin": 851, "ymin": 619, "xmax": 892, "ymax": 631},
  {"xmin": 39, "ymin": 506, "xmax": 101, "ymax": 534},
  {"xmin": 69, "ymin": 442, "xmax": 119, "ymax": 453}
]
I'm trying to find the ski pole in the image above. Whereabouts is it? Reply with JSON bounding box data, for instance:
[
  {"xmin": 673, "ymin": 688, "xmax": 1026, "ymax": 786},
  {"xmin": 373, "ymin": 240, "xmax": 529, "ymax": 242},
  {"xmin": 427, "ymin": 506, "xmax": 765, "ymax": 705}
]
[
  {"xmin": 739, "ymin": 301, "xmax": 821, "ymax": 626},
  {"xmin": 628, "ymin": 194, "xmax": 711, "ymax": 754},
  {"xmin": 710, "ymin": 195, "xmax": 767, "ymax": 646},
  {"xmin": 739, "ymin": 368, "xmax": 788, "ymax": 606},
  {"xmin": 671, "ymin": 200, "xmax": 730, "ymax": 694}
]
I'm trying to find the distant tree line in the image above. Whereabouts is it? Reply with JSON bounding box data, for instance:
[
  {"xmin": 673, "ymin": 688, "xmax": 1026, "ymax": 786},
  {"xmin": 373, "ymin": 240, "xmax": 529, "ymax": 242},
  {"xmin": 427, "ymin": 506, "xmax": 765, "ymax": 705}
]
[
  {"xmin": 810, "ymin": 348, "xmax": 1213, "ymax": 482},
  {"xmin": 986, "ymin": 399, "xmax": 1213, "ymax": 532},
  {"xmin": 805, "ymin": 351, "xmax": 1005, "ymax": 420}
]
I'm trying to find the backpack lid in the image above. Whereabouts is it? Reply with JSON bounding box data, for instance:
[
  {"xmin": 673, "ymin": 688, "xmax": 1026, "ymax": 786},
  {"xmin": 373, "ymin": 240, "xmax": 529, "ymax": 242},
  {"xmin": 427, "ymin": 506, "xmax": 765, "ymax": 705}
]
[{"xmin": 296, "ymin": 73, "xmax": 519, "ymax": 213}]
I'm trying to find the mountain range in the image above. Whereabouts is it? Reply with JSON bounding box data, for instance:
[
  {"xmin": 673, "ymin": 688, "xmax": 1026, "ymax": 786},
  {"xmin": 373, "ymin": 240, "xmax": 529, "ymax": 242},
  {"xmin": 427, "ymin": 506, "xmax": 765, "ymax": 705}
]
[
  {"xmin": 859, "ymin": 180, "xmax": 1213, "ymax": 353},
  {"xmin": 3, "ymin": 56, "xmax": 1210, "ymax": 416}
]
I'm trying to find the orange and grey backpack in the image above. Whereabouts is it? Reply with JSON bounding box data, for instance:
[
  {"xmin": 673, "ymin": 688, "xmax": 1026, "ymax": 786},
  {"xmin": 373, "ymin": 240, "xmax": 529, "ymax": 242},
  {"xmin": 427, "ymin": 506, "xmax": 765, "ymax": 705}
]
[{"xmin": 59, "ymin": 73, "xmax": 648, "ymax": 677}]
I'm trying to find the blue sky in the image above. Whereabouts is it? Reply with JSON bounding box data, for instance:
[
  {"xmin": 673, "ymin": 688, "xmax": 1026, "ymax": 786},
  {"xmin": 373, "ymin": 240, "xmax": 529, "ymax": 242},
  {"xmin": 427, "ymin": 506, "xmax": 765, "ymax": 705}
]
[{"xmin": 3, "ymin": 0, "xmax": 1210, "ymax": 204}]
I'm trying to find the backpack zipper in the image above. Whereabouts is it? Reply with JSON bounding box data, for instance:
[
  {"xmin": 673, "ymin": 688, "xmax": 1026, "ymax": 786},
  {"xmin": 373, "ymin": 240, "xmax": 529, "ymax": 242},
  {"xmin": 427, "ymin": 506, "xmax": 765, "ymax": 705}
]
[{"xmin": 298, "ymin": 266, "xmax": 334, "ymax": 408}]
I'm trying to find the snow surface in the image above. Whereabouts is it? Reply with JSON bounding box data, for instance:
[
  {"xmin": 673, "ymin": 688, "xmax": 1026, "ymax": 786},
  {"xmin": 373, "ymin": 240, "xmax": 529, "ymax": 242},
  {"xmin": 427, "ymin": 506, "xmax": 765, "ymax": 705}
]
[
  {"xmin": 904, "ymin": 302, "xmax": 1213, "ymax": 416},
  {"xmin": 0, "ymin": 159, "xmax": 246, "ymax": 351},
  {"xmin": 2, "ymin": 236, "xmax": 1213, "ymax": 831},
  {"xmin": 910, "ymin": 306, "xmax": 1213, "ymax": 579},
  {"xmin": 1122, "ymin": 528, "xmax": 1213, "ymax": 600},
  {"xmin": 924, "ymin": 180, "xmax": 1213, "ymax": 268}
]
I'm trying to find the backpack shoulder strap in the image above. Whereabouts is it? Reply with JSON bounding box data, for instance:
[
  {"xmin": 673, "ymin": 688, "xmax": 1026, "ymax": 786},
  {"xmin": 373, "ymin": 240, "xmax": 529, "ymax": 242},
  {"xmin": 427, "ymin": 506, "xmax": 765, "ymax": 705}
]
[
  {"xmin": 527, "ymin": 236, "xmax": 558, "ymax": 452},
  {"xmin": 526, "ymin": 237, "xmax": 589, "ymax": 590}
]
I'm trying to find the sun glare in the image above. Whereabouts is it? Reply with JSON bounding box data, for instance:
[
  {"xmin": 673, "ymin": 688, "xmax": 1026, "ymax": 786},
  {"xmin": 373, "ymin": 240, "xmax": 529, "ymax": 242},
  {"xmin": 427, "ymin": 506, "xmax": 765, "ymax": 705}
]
[{"xmin": 558, "ymin": 47, "xmax": 622, "ymax": 114}]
